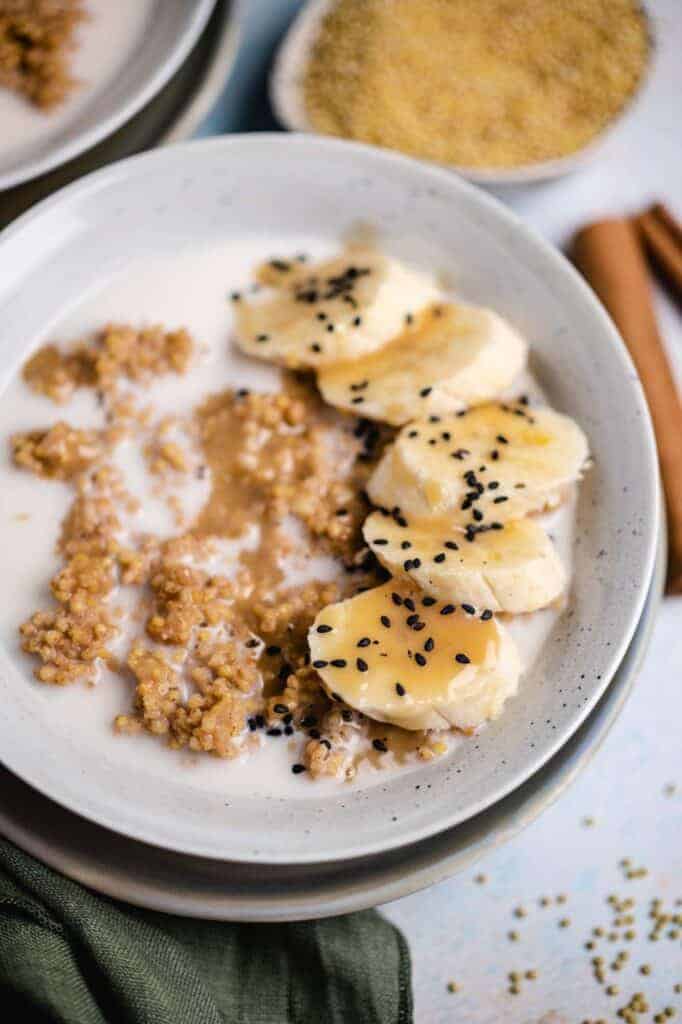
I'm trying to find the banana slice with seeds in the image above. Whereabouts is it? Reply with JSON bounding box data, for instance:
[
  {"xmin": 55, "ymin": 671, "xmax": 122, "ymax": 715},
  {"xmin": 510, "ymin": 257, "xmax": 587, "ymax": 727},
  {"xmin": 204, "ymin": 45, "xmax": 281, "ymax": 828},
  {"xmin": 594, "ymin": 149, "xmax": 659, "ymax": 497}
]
[
  {"xmin": 232, "ymin": 247, "xmax": 439, "ymax": 369},
  {"xmin": 367, "ymin": 401, "xmax": 588, "ymax": 528},
  {"xmin": 363, "ymin": 512, "xmax": 565, "ymax": 613},
  {"xmin": 309, "ymin": 580, "xmax": 521, "ymax": 732},
  {"xmin": 317, "ymin": 303, "xmax": 527, "ymax": 425}
]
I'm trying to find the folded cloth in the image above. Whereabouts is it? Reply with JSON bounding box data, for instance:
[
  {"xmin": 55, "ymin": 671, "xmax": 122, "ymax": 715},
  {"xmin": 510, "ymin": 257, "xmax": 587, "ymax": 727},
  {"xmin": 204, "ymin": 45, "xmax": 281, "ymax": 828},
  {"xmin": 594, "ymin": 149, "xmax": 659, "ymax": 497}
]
[{"xmin": 0, "ymin": 840, "xmax": 413, "ymax": 1024}]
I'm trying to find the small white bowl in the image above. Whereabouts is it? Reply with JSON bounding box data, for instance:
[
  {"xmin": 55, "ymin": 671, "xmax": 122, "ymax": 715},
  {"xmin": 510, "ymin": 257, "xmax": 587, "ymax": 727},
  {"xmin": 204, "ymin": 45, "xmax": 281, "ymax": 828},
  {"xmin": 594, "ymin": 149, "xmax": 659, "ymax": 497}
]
[{"xmin": 270, "ymin": 0, "xmax": 653, "ymax": 186}]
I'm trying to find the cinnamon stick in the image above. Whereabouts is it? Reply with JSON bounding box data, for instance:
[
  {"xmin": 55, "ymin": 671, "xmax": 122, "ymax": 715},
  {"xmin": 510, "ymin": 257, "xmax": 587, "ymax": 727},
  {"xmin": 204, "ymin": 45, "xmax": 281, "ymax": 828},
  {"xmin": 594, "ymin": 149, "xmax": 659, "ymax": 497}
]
[
  {"xmin": 571, "ymin": 218, "xmax": 682, "ymax": 593},
  {"xmin": 634, "ymin": 203, "xmax": 682, "ymax": 301}
]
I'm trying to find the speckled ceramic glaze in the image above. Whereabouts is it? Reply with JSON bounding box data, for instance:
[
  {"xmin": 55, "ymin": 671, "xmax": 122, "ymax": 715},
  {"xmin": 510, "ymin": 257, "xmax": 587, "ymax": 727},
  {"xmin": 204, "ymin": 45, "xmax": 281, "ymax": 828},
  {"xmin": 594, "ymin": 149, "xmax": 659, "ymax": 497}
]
[
  {"xmin": 0, "ymin": 534, "xmax": 663, "ymax": 920},
  {"xmin": 0, "ymin": 135, "xmax": 659, "ymax": 864},
  {"xmin": 0, "ymin": 0, "xmax": 215, "ymax": 190}
]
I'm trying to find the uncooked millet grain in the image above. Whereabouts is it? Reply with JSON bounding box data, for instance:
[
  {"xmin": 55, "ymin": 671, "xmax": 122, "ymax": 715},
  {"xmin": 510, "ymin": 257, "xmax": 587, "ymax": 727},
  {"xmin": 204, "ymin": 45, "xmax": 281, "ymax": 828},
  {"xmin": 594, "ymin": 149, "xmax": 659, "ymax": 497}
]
[{"xmin": 304, "ymin": 0, "xmax": 650, "ymax": 169}]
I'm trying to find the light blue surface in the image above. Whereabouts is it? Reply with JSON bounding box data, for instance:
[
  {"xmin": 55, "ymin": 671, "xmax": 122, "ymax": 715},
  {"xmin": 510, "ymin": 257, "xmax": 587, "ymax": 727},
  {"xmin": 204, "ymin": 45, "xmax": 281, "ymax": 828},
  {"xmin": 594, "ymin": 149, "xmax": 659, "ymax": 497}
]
[{"xmin": 198, "ymin": 0, "xmax": 305, "ymax": 135}]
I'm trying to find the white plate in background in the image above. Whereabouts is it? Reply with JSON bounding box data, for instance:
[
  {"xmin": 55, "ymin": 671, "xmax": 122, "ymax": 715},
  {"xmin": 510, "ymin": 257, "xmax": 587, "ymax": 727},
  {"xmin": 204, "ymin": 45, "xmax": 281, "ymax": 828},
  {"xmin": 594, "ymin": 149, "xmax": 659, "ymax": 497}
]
[{"xmin": 0, "ymin": 0, "xmax": 216, "ymax": 190}]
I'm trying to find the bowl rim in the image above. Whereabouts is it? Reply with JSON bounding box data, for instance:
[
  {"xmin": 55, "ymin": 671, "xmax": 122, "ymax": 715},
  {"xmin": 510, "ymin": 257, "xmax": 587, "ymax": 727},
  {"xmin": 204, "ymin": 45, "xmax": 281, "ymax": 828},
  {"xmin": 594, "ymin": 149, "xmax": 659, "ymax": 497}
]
[
  {"xmin": 0, "ymin": 522, "xmax": 664, "ymax": 919},
  {"xmin": 269, "ymin": 0, "xmax": 655, "ymax": 186},
  {"xmin": 0, "ymin": 0, "xmax": 217, "ymax": 191},
  {"xmin": 0, "ymin": 133, "xmax": 661, "ymax": 863}
]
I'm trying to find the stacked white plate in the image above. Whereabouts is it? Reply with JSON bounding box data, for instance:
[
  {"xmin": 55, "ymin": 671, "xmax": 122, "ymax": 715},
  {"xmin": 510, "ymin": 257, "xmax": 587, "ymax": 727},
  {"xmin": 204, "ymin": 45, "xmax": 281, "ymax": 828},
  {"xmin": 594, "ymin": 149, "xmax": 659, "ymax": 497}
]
[{"xmin": 0, "ymin": 135, "xmax": 661, "ymax": 919}]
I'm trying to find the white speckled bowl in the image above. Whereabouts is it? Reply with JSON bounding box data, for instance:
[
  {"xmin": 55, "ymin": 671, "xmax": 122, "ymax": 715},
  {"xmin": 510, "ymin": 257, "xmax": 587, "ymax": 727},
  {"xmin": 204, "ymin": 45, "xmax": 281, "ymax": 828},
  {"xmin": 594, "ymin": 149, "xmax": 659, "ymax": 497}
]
[
  {"xmin": 0, "ymin": 0, "xmax": 216, "ymax": 191},
  {"xmin": 270, "ymin": 0, "xmax": 653, "ymax": 186},
  {"xmin": 0, "ymin": 134, "xmax": 659, "ymax": 865},
  {"xmin": 0, "ymin": 529, "xmax": 664, "ymax": 920}
]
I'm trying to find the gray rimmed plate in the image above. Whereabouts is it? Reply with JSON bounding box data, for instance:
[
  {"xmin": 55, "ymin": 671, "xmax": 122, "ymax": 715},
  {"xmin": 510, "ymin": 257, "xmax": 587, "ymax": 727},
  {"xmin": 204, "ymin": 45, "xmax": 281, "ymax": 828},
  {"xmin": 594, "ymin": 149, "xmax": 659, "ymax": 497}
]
[
  {"xmin": 0, "ymin": 525, "xmax": 664, "ymax": 920},
  {"xmin": 0, "ymin": 134, "xmax": 659, "ymax": 865}
]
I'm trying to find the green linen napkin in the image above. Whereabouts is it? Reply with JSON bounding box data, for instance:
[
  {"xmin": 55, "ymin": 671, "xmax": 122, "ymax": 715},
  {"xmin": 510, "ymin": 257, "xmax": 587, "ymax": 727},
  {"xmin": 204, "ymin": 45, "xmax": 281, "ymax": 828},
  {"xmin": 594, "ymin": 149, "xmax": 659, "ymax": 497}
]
[{"xmin": 0, "ymin": 840, "xmax": 412, "ymax": 1024}]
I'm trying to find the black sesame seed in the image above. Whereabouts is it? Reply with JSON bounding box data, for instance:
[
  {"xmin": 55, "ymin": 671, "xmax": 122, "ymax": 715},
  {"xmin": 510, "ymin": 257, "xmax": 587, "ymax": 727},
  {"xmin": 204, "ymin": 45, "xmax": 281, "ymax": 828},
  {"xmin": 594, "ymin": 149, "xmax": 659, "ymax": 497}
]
[
  {"xmin": 493, "ymin": 495, "xmax": 508, "ymax": 504},
  {"xmin": 491, "ymin": 522, "xmax": 504, "ymax": 530},
  {"xmin": 462, "ymin": 604, "xmax": 475, "ymax": 615},
  {"xmin": 352, "ymin": 396, "xmax": 365, "ymax": 404},
  {"xmin": 353, "ymin": 316, "xmax": 362, "ymax": 326},
  {"xmin": 412, "ymin": 558, "xmax": 422, "ymax": 568},
  {"xmin": 419, "ymin": 387, "xmax": 433, "ymax": 397},
  {"xmin": 391, "ymin": 592, "xmax": 403, "ymax": 606},
  {"xmin": 256, "ymin": 333, "xmax": 270, "ymax": 343},
  {"xmin": 481, "ymin": 609, "xmax": 493, "ymax": 621},
  {"xmin": 422, "ymin": 596, "xmax": 436, "ymax": 606},
  {"xmin": 372, "ymin": 738, "xmax": 388, "ymax": 753},
  {"xmin": 330, "ymin": 658, "xmax": 347, "ymax": 668},
  {"xmin": 292, "ymin": 763, "xmax": 306, "ymax": 774},
  {"xmin": 440, "ymin": 604, "xmax": 455, "ymax": 615},
  {"xmin": 428, "ymin": 439, "xmax": 437, "ymax": 446},
  {"xmin": 404, "ymin": 597, "xmax": 416, "ymax": 611},
  {"xmin": 357, "ymin": 637, "xmax": 371, "ymax": 647},
  {"xmin": 312, "ymin": 659, "xmax": 328, "ymax": 669},
  {"xmin": 411, "ymin": 622, "xmax": 425, "ymax": 631},
  {"xmin": 442, "ymin": 432, "xmax": 451, "ymax": 441},
  {"xmin": 373, "ymin": 537, "xmax": 388, "ymax": 545},
  {"xmin": 310, "ymin": 343, "xmax": 322, "ymax": 353},
  {"xmin": 488, "ymin": 481, "xmax": 499, "ymax": 490},
  {"xmin": 396, "ymin": 682, "xmax": 406, "ymax": 696},
  {"xmin": 445, "ymin": 540, "xmax": 459, "ymax": 550},
  {"xmin": 270, "ymin": 259, "xmax": 291, "ymax": 271},
  {"xmin": 408, "ymin": 430, "xmax": 419, "ymax": 438},
  {"xmin": 405, "ymin": 313, "xmax": 413, "ymax": 324},
  {"xmin": 429, "ymin": 415, "xmax": 441, "ymax": 423},
  {"xmin": 491, "ymin": 450, "xmax": 499, "ymax": 460},
  {"xmin": 434, "ymin": 552, "xmax": 446, "ymax": 563},
  {"xmin": 230, "ymin": 291, "xmax": 241, "ymax": 301},
  {"xmin": 406, "ymin": 613, "xmax": 419, "ymax": 626},
  {"xmin": 401, "ymin": 540, "xmax": 412, "ymax": 550},
  {"xmin": 496, "ymin": 434, "xmax": 509, "ymax": 444},
  {"xmin": 316, "ymin": 624, "xmax": 332, "ymax": 633},
  {"xmin": 356, "ymin": 658, "xmax": 369, "ymax": 672},
  {"xmin": 395, "ymin": 515, "xmax": 408, "ymax": 527},
  {"xmin": 455, "ymin": 653, "xmax": 471, "ymax": 664},
  {"xmin": 415, "ymin": 653, "xmax": 427, "ymax": 667},
  {"xmin": 473, "ymin": 509, "xmax": 484, "ymax": 522},
  {"xmin": 424, "ymin": 637, "xmax": 435, "ymax": 652},
  {"xmin": 380, "ymin": 615, "xmax": 391, "ymax": 628}
]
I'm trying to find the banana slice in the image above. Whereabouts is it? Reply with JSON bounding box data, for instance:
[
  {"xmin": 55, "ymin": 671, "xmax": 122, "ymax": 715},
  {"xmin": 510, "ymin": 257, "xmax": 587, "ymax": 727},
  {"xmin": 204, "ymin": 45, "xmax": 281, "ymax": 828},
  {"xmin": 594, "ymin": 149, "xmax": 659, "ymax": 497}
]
[
  {"xmin": 309, "ymin": 580, "xmax": 521, "ymax": 732},
  {"xmin": 367, "ymin": 401, "xmax": 588, "ymax": 528},
  {"xmin": 317, "ymin": 303, "xmax": 527, "ymax": 425},
  {"xmin": 232, "ymin": 247, "xmax": 440, "ymax": 369},
  {"xmin": 363, "ymin": 512, "xmax": 565, "ymax": 613}
]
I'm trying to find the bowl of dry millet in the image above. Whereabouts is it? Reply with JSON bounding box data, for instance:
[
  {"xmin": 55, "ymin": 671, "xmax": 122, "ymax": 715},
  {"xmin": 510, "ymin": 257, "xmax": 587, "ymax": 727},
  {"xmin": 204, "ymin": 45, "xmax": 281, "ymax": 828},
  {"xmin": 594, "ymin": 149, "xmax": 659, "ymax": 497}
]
[{"xmin": 271, "ymin": 0, "xmax": 653, "ymax": 185}]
